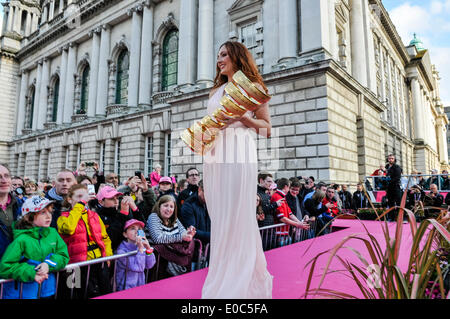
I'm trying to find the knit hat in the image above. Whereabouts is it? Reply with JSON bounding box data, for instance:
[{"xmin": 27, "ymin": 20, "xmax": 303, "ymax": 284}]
[{"xmin": 21, "ymin": 196, "xmax": 55, "ymax": 218}]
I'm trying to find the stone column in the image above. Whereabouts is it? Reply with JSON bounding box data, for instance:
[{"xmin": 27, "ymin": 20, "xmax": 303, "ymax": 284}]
[
  {"xmin": 139, "ymin": 3, "xmax": 154, "ymax": 105},
  {"xmin": 300, "ymin": 0, "xmax": 332, "ymax": 55},
  {"xmin": 49, "ymin": 0, "xmax": 55, "ymax": 21},
  {"xmin": 57, "ymin": 45, "xmax": 68, "ymax": 124},
  {"xmin": 25, "ymin": 11, "xmax": 32, "ymax": 36},
  {"xmin": 278, "ymin": 0, "xmax": 297, "ymax": 63},
  {"xmin": 88, "ymin": 27, "xmax": 101, "ymax": 117},
  {"xmin": 13, "ymin": 6, "xmax": 21, "ymax": 33},
  {"xmin": 363, "ymin": 0, "xmax": 376, "ymax": 93},
  {"xmin": 33, "ymin": 60, "xmax": 43, "ymax": 130},
  {"xmin": 42, "ymin": 5, "xmax": 48, "ymax": 25},
  {"xmin": 411, "ymin": 76, "xmax": 424, "ymax": 141},
  {"xmin": 96, "ymin": 24, "xmax": 111, "ymax": 115},
  {"xmin": 177, "ymin": 0, "xmax": 197, "ymax": 87},
  {"xmin": 17, "ymin": 70, "xmax": 29, "ymax": 135},
  {"xmin": 32, "ymin": 13, "xmax": 39, "ymax": 33},
  {"xmin": 197, "ymin": 0, "xmax": 214, "ymax": 85},
  {"xmin": 350, "ymin": 0, "xmax": 368, "ymax": 86},
  {"xmin": 328, "ymin": 0, "xmax": 338, "ymax": 60},
  {"xmin": 37, "ymin": 58, "xmax": 50, "ymax": 130},
  {"xmin": 64, "ymin": 42, "xmax": 77, "ymax": 123},
  {"xmin": 59, "ymin": 0, "xmax": 64, "ymax": 14},
  {"xmin": 6, "ymin": 6, "xmax": 14, "ymax": 32},
  {"xmin": 128, "ymin": 6, "xmax": 143, "ymax": 107}
]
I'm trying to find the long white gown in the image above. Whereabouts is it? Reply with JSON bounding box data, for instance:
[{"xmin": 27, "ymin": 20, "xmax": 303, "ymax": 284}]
[{"xmin": 201, "ymin": 83, "xmax": 273, "ymax": 299}]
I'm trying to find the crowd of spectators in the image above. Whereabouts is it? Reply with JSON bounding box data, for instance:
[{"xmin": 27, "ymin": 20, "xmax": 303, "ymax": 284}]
[{"xmin": 0, "ymin": 157, "xmax": 448, "ymax": 299}]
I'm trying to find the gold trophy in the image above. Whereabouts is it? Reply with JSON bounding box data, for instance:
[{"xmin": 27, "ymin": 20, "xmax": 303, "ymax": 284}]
[{"xmin": 180, "ymin": 70, "xmax": 271, "ymax": 155}]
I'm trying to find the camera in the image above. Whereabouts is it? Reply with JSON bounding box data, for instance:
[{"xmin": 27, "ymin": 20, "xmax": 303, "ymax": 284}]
[
  {"xmin": 137, "ymin": 229, "xmax": 145, "ymax": 238},
  {"xmin": 14, "ymin": 186, "xmax": 25, "ymax": 196},
  {"xmin": 85, "ymin": 162, "xmax": 95, "ymax": 167},
  {"xmin": 135, "ymin": 171, "xmax": 142, "ymax": 178}
]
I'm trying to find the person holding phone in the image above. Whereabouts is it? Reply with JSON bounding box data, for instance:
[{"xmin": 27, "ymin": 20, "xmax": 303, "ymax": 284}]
[{"xmin": 115, "ymin": 219, "xmax": 156, "ymax": 291}]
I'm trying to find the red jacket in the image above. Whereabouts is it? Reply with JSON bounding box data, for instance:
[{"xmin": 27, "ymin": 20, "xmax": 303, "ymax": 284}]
[
  {"xmin": 322, "ymin": 197, "xmax": 339, "ymax": 217},
  {"xmin": 58, "ymin": 203, "xmax": 110, "ymax": 263},
  {"xmin": 270, "ymin": 190, "xmax": 292, "ymax": 235}
]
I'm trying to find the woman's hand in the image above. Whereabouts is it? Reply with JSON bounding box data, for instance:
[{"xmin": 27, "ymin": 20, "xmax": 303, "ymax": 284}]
[
  {"xmin": 296, "ymin": 221, "xmax": 310, "ymax": 230},
  {"xmin": 182, "ymin": 231, "xmax": 194, "ymax": 242}
]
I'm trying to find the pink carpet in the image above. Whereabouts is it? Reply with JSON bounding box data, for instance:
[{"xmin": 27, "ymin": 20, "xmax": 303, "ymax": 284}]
[{"xmin": 97, "ymin": 219, "xmax": 415, "ymax": 299}]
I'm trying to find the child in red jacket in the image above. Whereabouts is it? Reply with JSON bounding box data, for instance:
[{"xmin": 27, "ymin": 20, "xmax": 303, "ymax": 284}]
[{"xmin": 270, "ymin": 178, "xmax": 309, "ymax": 247}]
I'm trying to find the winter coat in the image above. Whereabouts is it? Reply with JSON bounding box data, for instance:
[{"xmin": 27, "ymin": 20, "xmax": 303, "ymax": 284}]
[
  {"xmin": 257, "ymin": 185, "xmax": 276, "ymax": 227},
  {"xmin": 45, "ymin": 188, "xmax": 64, "ymax": 229},
  {"xmin": 0, "ymin": 194, "xmax": 21, "ymax": 260},
  {"xmin": 57, "ymin": 202, "xmax": 112, "ymax": 263},
  {"xmin": 352, "ymin": 191, "xmax": 369, "ymax": 210},
  {"xmin": 0, "ymin": 226, "xmax": 69, "ymax": 299},
  {"xmin": 338, "ymin": 191, "xmax": 353, "ymax": 210},
  {"xmin": 177, "ymin": 184, "xmax": 198, "ymax": 210},
  {"xmin": 94, "ymin": 204, "xmax": 132, "ymax": 252},
  {"xmin": 115, "ymin": 241, "xmax": 156, "ymax": 291},
  {"xmin": 179, "ymin": 194, "xmax": 211, "ymax": 244}
]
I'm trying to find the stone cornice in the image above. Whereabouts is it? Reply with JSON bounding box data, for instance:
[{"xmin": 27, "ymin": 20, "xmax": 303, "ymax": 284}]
[
  {"xmin": 369, "ymin": 0, "xmax": 410, "ymax": 65},
  {"xmin": 16, "ymin": 0, "xmax": 122, "ymax": 60}
]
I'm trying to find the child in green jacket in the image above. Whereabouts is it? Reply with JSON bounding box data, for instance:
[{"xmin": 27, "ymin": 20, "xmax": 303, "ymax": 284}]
[{"xmin": 0, "ymin": 196, "xmax": 69, "ymax": 299}]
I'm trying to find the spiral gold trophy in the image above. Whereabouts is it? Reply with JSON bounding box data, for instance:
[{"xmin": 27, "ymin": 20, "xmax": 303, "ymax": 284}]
[{"xmin": 180, "ymin": 70, "xmax": 271, "ymax": 155}]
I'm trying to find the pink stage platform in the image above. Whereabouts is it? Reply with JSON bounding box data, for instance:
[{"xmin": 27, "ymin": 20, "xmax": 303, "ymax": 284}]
[{"xmin": 98, "ymin": 219, "xmax": 413, "ymax": 299}]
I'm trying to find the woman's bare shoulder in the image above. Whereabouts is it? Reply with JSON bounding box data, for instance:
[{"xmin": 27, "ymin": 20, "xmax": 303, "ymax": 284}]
[{"xmin": 209, "ymin": 87, "xmax": 219, "ymax": 98}]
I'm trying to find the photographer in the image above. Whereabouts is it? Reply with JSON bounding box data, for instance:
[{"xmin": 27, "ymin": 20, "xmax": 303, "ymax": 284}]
[
  {"xmin": 77, "ymin": 161, "xmax": 105, "ymax": 193},
  {"xmin": 118, "ymin": 172, "xmax": 157, "ymax": 222},
  {"xmin": 406, "ymin": 184, "xmax": 425, "ymax": 211},
  {"xmin": 423, "ymin": 184, "xmax": 444, "ymax": 218}
]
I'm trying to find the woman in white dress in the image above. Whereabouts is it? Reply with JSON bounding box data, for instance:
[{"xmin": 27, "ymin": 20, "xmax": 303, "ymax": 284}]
[{"xmin": 201, "ymin": 41, "xmax": 273, "ymax": 299}]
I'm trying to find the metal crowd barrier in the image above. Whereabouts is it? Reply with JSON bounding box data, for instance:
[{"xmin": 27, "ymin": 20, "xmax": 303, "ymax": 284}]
[
  {"xmin": 365, "ymin": 173, "xmax": 450, "ymax": 192},
  {"xmin": 0, "ymin": 221, "xmax": 325, "ymax": 299}
]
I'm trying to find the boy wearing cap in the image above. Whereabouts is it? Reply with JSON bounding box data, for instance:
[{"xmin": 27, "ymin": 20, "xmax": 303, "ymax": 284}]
[
  {"xmin": 157, "ymin": 176, "xmax": 178, "ymax": 201},
  {"xmin": 94, "ymin": 186, "xmax": 133, "ymax": 251},
  {"xmin": 0, "ymin": 196, "xmax": 69, "ymax": 299},
  {"xmin": 115, "ymin": 219, "xmax": 156, "ymax": 291}
]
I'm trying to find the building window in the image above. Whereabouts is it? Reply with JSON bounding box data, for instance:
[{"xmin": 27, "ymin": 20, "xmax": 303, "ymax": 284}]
[
  {"xmin": 37, "ymin": 150, "xmax": 42, "ymax": 181},
  {"xmin": 65, "ymin": 146, "xmax": 69, "ymax": 169},
  {"xmin": 239, "ymin": 21, "xmax": 257, "ymax": 58},
  {"xmin": 46, "ymin": 149, "xmax": 51, "ymax": 180},
  {"xmin": 76, "ymin": 144, "xmax": 82, "ymax": 168},
  {"xmin": 145, "ymin": 136, "xmax": 154, "ymax": 177},
  {"xmin": 116, "ymin": 50, "xmax": 129, "ymax": 104},
  {"xmin": 164, "ymin": 133, "xmax": 172, "ymax": 177},
  {"xmin": 162, "ymin": 30, "xmax": 178, "ymax": 91},
  {"xmin": 80, "ymin": 66, "xmax": 90, "ymax": 113},
  {"xmin": 114, "ymin": 140, "xmax": 121, "ymax": 177},
  {"xmin": 99, "ymin": 141, "xmax": 106, "ymax": 172},
  {"xmin": 52, "ymin": 77, "xmax": 59, "ymax": 122},
  {"xmin": 26, "ymin": 87, "xmax": 36, "ymax": 129}
]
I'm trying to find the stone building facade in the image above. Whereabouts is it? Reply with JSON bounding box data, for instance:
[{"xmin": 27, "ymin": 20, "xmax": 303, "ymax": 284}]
[{"xmin": 0, "ymin": 0, "xmax": 448, "ymax": 186}]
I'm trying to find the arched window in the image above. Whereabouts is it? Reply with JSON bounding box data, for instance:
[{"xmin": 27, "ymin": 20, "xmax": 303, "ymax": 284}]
[
  {"xmin": 51, "ymin": 77, "xmax": 59, "ymax": 122},
  {"xmin": 27, "ymin": 87, "xmax": 36, "ymax": 129},
  {"xmin": 80, "ymin": 65, "xmax": 90, "ymax": 113},
  {"xmin": 162, "ymin": 30, "xmax": 178, "ymax": 91},
  {"xmin": 116, "ymin": 50, "xmax": 129, "ymax": 104}
]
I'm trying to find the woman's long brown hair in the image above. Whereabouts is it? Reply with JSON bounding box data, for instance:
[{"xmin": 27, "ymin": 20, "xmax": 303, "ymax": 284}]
[{"xmin": 213, "ymin": 41, "xmax": 268, "ymax": 93}]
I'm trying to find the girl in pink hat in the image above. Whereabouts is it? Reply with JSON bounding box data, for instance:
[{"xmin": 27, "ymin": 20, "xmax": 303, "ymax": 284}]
[{"xmin": 115, "ymin": 219, "xmax": 156, "ymax": 291}]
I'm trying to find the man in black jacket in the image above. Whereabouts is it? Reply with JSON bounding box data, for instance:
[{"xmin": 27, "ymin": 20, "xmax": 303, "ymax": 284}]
[
  {"xmin": 338, "ymin": 184, "xmax": 353, "ymax": 210},
  {"xmin": 385, "ymin": 154, "xmax": 403, "ymax": 220},
  {"xmin": 177, "ymin": 167, "xmax": 200, "ymax": 211},
  {"xmin": 179, "ymin": 180, "xmax": 211, "ymax": 270}
]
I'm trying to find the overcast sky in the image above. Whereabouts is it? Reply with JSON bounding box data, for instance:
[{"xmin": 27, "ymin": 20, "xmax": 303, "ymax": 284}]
[{"xmin": 382, "ymin": 0, "xmax": 450, "ymax": 106}]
